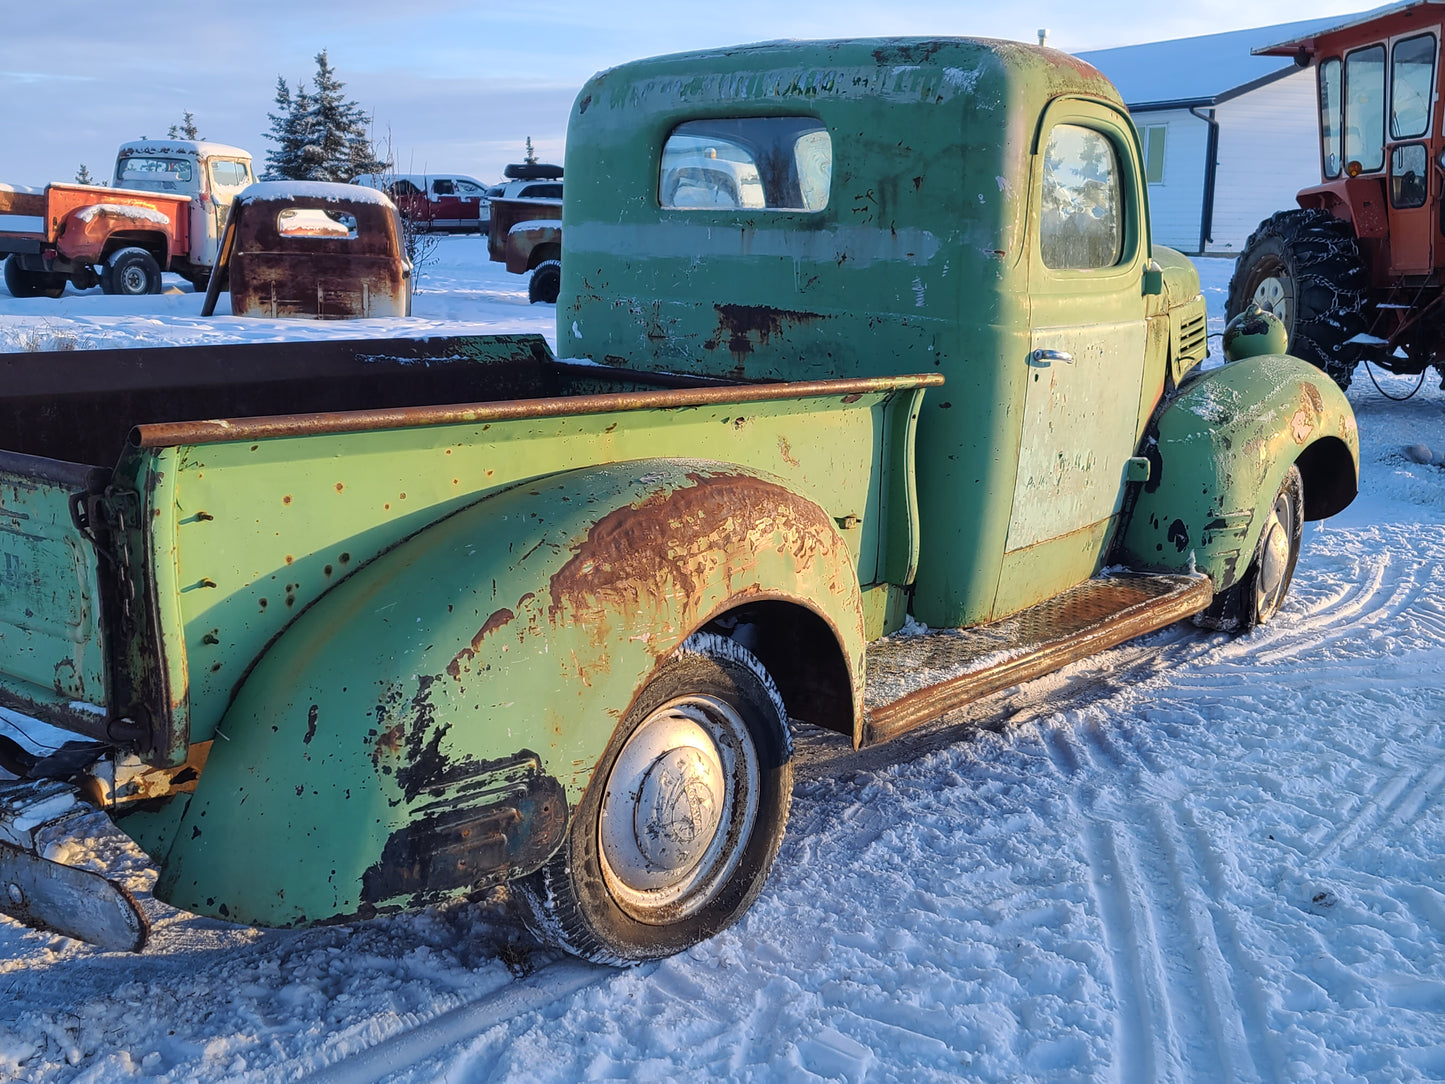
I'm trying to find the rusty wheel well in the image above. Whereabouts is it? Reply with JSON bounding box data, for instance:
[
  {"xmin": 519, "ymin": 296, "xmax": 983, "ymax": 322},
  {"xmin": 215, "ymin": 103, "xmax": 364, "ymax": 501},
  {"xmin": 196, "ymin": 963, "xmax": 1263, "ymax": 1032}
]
[
  {"xmin": 101, "ymin": 231, "xmax": 168, "ymax": 267},
  {"xmin": 528, "ymin": 242, "xmax": 561, "ymax": 270},
  {"xmin": 700, "ymin": 600, "xmax": 853, "ymax": 736},
  {"xmin": 1293, "ymin": 436, "xmax": 1357, "ymax": 520}
]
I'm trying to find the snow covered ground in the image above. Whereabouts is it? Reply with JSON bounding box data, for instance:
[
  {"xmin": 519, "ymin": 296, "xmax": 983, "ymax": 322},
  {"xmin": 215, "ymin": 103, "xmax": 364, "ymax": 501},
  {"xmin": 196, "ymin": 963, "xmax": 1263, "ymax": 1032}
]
[{"xmin": 1, "ymin": 244, "xmax": 1443, "ymax": 1083}]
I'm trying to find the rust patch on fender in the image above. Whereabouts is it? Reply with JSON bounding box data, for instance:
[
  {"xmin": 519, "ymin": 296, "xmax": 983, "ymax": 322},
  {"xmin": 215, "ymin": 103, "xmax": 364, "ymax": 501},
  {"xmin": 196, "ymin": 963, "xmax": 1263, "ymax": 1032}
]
[
  {"xmin": 547, "ymin": 471, "xmax": 846, "ymax": 647},
  {"xmin": 446, "ymin": 606, "xmax": 517, "ymax": 679}
]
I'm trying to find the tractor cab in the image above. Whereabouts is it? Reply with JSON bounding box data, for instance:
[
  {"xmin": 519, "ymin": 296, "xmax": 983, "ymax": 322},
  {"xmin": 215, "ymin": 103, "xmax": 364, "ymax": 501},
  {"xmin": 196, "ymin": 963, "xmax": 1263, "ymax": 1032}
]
[{"xmin": 1229, "ymin": 1, "xmax": 1445, "ymax": 389}]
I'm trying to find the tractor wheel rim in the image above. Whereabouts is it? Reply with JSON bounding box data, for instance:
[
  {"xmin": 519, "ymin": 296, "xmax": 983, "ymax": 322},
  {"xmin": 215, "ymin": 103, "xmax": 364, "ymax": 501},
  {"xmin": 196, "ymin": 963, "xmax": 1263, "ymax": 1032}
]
[{"xmin": 1252, "ymin": 275, "xmax": 1290, "ymax": 327}]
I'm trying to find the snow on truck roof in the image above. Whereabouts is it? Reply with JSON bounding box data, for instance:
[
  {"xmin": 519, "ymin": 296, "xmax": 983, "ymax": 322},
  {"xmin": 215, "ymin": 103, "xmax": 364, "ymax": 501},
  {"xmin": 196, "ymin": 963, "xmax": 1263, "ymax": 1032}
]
[
  {"xmin": 236, "ymin": 180, "xmax": 397, "ymax": 207},
  {"xmin": 116, "ymin": 139, "xmax": 251, "ymax": 160}
]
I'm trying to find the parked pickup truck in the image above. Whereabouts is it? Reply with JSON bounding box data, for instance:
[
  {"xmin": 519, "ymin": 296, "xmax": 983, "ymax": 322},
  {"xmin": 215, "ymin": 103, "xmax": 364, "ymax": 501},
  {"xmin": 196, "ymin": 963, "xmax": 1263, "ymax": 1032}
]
[
  {"xmin": 0, "ymin": 38, "xmax": 1357, "ymax": 965},
  {"xmin": 0, "ymin": 140, "xmax": 254, "ymax": 297},
  {"xmin": 487, "ymin": 194, "xmax": 562, "ymax": 303}
]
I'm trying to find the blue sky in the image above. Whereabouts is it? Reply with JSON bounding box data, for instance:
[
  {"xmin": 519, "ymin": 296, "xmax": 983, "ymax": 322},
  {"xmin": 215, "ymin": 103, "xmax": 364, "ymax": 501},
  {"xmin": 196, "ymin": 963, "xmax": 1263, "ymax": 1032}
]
[{"xmin": 3, "ymin": 1, "xmax": 1375, "ymax": 186}]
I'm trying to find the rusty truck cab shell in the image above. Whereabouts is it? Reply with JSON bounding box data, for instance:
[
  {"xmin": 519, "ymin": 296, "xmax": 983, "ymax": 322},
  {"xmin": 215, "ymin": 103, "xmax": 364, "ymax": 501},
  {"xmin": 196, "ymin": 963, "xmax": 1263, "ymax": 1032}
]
[{"xmin": 206, "ymin": 181, "xmax": 412, "ymax": 319}]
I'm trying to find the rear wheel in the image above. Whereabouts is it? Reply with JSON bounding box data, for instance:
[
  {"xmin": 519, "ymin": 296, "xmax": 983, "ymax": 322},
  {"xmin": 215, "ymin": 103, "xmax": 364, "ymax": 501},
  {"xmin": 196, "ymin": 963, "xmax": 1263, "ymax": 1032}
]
[
  {"xmin": 102, "ymin": 247, "xmax": 162, "ymax": 296},
  {"xmin": 3, "ymin": 256, "xmax": 66, "ymax": 299},
  {"xmin": 1227, "ymin": 209, "xmax": 1368, "ymax": 389},
  {"xmin": 514, "ymin": 632, "xmax": 793, "ymax": 964},
  {"xmin": 527, "ymin": 259, "xmax": 561, "ymax": 304},
  {"xmin": 1196, "ymin": 466, "xmax": 1304, "ymax": 632}
]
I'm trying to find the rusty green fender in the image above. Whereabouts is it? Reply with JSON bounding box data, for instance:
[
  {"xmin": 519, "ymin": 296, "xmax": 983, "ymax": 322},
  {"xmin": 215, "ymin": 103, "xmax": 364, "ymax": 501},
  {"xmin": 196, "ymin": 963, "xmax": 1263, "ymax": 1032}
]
[
  {"xmin": 154, "ymin": 458, "xmax": 865, "ymax": 928},
  {"xmin": 1116, "ymin": 354, "xmax": 1359, "ymax": 591}
]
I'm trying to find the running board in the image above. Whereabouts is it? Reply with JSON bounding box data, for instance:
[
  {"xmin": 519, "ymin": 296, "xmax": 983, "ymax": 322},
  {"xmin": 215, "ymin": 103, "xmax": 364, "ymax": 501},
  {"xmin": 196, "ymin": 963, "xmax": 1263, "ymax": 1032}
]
[
  {"xmin": 861, "ymin": 572, "xmax": 1213, "ymax": 747},
  {"xmin": 0, "ymin": 779, "xmax": 149, "ymax": 952}
]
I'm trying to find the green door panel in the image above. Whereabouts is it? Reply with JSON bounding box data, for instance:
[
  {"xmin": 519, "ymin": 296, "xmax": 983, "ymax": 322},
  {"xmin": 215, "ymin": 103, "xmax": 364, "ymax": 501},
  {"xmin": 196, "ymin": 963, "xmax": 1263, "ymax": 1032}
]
[
  {"xmin": 154, "ymin": 459, "xmax": 864, "ymax": 928},
  {"xmin": 1116, "ymin": 355, "xmax": 1359, "ymax": 590},
  {"xmin": 0, "ymin": 460, "xmax": 109, "ymax": 723}
]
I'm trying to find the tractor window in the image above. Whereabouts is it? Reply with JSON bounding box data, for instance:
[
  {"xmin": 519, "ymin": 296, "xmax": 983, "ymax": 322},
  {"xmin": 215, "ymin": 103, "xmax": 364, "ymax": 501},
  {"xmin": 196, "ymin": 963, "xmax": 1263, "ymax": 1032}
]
[
  {"xmin": 660, "ymin": 118, "xmax": 831, "ymax": 211},
  {"xmin": 1320, "ymin": 58, "xmax": 1343, "ymax": 179},
  {"xmin": 1391, "ymin": 33, "xmax": 1436, "ymax": 140},
  {"xmin": 1040, "ymin": 124, "xmax": 1124, "ymax": 270},
  {"xmin": 1344, "ymin": 44, "xmax": 1387, "ymax": 173},
  {"xmin": 1391, "ymin": 143, "xmax": 1429, "ymax": 208}
]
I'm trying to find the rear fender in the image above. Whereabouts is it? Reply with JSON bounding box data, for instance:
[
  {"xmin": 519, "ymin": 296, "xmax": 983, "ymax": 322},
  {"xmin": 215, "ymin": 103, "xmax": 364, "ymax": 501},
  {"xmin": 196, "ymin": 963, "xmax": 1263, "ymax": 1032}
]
[
  {"xmin": 155, "ymin": 459, "xmax": 864, "ymax": 927},
  {"xmin": 1117, "ymin": 354, "xmax": 1358, "ymax": 591}
]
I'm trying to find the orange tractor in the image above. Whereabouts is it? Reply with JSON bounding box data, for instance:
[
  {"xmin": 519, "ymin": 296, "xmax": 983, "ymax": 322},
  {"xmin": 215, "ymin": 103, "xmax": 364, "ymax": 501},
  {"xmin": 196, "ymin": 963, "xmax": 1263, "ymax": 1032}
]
[{"xmin": 1228, "ymin": 2, "xmax": 1445, "ymax": 391}]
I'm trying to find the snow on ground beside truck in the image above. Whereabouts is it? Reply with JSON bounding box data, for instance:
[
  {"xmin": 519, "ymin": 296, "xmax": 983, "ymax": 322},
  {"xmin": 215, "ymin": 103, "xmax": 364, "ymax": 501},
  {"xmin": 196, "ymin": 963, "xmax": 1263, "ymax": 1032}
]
[{"xmin": 1, "ymin": 255, "xmax": 1444, "ymax": 1081}]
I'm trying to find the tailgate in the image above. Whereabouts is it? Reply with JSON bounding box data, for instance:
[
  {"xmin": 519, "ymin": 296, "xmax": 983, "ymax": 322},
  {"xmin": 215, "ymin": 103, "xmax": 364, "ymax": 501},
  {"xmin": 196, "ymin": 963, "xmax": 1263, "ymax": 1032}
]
[{"xmin": 0, "ymin": 451, "xmax": 111, "ymax": 732}]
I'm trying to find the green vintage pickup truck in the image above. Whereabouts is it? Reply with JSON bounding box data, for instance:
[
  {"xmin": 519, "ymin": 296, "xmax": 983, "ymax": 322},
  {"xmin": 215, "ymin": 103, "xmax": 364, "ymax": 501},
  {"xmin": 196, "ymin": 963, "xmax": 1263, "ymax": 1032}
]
[{"xmin": 0, "ymin": 38, "xmax": 1357, "ymax": 964}]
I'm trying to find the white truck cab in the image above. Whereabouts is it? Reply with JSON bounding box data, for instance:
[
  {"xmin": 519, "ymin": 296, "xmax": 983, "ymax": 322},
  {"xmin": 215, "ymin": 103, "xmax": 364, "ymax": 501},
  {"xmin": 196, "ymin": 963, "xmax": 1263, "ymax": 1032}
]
[{"xmin": 113, "ymin": 140, "xmax": 254, "ymax": 275}]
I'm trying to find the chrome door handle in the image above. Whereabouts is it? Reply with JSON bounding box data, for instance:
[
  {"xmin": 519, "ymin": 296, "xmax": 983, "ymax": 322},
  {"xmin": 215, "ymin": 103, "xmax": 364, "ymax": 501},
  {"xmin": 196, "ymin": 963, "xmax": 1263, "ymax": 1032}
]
[{"xmin": 1029, "ymin": 348, "xmax": 1074, "ymax": 366}]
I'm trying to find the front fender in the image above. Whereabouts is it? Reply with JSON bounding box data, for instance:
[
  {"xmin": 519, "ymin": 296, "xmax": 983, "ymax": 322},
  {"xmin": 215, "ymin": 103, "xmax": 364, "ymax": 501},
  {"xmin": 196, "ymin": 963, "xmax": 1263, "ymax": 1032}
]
[
  {"xmin": 1117, "ymin": 354, "xmax": 1358, "ymax": 591},
  {"xmin": 156, "ymin": 458, "xmax": 864, "ymax": 927}
]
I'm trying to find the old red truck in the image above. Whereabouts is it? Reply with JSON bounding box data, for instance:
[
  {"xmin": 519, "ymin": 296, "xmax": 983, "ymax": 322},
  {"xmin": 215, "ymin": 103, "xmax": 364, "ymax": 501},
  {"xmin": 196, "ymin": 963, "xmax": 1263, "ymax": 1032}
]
[{"xmin": 0, "ymin": 140, "xmax": 255, "ymax": 297}]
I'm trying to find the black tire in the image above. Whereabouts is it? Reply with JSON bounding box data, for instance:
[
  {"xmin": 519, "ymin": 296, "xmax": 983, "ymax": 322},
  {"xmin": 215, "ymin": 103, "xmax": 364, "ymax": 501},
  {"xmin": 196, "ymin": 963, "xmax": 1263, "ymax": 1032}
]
[
  {"xmin": 1226, "ymin": 209, "xmax": 1369, "ymax": 390},
  {"xmin": 1196, "ymin": 465, "xmax": 1304, "ymax": 632},
  {"xmin": 514, "ymin": 632, "xmax": 793, "ymax": 964},
  {"xmin": 3, "ymin": 255, "xmax": 66, "ymax": 299},
  {"xmin": 102, "ymin": 247, "xmax": 163, "ymax": 296},
  {"xmin": 528, "ymin": 259, "xmax": 561, "ymax": 305}
]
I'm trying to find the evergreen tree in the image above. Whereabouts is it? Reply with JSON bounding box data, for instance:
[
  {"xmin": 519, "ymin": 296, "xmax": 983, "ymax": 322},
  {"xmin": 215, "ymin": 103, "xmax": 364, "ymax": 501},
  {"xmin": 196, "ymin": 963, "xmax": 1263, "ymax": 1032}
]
[
  {"xmin": 167, "ymin": 110, "xmax": 203, "ymax": 140},
  {"xmin": 74, "ymin": 163, "xmax": 95, "ymax": 185},
  {"xmin": 263, "ymin": 52, "xmax": 384, "ymax": 182}
]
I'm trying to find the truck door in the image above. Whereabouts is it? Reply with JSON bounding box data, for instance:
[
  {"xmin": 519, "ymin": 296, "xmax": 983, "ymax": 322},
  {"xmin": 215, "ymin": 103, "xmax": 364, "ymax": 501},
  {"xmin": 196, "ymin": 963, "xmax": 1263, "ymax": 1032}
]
[
  {"xmin": 1383, "ymin": 30, "xmax": 1438, "ymax": 274},
  {"xmin": 1007, "ymin": 102, "xmax": 1150, "ymax": 584},
  {"xmin": 201, "ymin": 158, "xmax": 253, "ymax": 269}
]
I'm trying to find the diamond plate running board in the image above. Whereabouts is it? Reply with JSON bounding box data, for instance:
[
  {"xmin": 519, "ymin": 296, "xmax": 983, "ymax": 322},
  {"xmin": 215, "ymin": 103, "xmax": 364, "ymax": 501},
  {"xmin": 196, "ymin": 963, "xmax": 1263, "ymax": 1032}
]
[{"xmin": 861, "ymin": 572, "xmax": 1213, "ymax": 747}]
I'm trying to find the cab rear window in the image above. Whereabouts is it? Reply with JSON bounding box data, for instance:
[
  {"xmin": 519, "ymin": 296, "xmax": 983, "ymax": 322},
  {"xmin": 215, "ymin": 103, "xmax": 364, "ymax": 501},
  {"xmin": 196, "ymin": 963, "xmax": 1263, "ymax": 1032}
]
[{"xmin": 660, "ymin": 118, "xmax": 831, "ymax": 211}]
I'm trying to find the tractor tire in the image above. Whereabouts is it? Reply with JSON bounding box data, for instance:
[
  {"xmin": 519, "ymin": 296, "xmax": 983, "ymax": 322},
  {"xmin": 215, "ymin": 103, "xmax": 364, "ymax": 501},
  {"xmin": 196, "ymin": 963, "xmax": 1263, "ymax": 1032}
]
[
  {"xmin": 513, "ymin": 632, "xmax": 793, "ymax": 964},
  {"xmin": 102, "ymin": 247, "xmax": 163, "ymax": 296},
  {"xmin": 4, "ymin": 255, "xmax": 67, "ymax": 299},
  {"xmin": 527, "ymin": 259, "xmax": 561, "ymax": 305},
  {"xmin": 1226, "ymin": 209, "xmax": 1369, "ymax": 390}
]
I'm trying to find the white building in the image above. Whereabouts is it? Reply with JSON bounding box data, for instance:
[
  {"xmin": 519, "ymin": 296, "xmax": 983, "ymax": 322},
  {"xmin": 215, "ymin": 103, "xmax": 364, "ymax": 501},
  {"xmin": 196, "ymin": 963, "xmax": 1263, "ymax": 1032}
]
[{"xmin": 1079, "ymin": 16, "xmax": 1347, "ymax": 255}]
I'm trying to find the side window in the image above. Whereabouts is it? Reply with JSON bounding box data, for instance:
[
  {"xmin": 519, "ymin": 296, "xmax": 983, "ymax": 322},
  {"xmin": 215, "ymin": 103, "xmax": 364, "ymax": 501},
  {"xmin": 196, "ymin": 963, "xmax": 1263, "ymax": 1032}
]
[
  {"xmin": 1391, "ymin": 33, "xmax": 1436, "ymax": 140},
  {"xmin": 660, "ymin": 117, "xmax": 831, "ymax": 211},
  {"xmin": 209, "ymin": 159, "xmax": 251, "ymax": 194},
  {"xmin": 432, "ymin": 179, "xmax": 455, "ymax": 195},
  {"xmin": 1141, "ymin": 126, "xmax": 1166, "ymax": 185},
  {"xmin": 456, "ymin": 180, "xmax": 483, "ymax": 194},
  {"xmin": 389, "ymin": 179, "xmax": 422, "ymax": 198},
  {"xmin": 1040, "ymin": 124, "xmax": 1124, "ymax": 270},
  {"xmin": 1344, "ymin": 44, "xmax": 1387, "ymax": 173},
  {"xmin": 1391, "ymin": 143, "xmax": 1429, "ymax": 208},
  {"xmin": 1320, "ymin": 58, "xmax": 1343, "ymax": 179}
]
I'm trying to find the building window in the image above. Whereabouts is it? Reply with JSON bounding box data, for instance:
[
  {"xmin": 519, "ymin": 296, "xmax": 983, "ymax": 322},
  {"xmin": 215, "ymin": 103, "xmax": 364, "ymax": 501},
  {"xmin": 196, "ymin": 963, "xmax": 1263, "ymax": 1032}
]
[{"xmin": 1141, "ymin": 126, "xmax": 1167, "ymax": 184}]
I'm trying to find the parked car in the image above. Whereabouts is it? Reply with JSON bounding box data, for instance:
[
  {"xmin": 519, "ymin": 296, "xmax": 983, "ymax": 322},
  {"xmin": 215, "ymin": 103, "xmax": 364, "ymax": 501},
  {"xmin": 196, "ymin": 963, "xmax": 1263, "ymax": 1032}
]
[
  {"xmin": 201, "ymin": 181, "xmax": 411, "ymax": 318},
  {"xmin": 351, "ymin": 173, "xmax": 490, "ymax": 233}
]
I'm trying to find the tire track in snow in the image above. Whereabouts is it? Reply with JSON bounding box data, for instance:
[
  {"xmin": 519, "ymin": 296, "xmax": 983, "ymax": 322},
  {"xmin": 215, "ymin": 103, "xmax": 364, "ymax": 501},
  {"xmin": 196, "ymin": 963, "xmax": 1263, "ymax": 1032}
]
[
  {"xmin": 1310, "ymin": 749, "xmax": 1445, "ymax": 864},
  {"xmin": 1041, "ymin": 721, "xmax": 1270, "ymax": 1083}
]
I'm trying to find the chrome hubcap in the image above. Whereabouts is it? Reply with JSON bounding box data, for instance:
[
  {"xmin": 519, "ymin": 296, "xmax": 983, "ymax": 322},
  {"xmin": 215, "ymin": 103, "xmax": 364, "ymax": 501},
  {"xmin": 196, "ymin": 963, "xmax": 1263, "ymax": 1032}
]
[
  {"xmin": 598, "ymin": 695, "xmax": 758, "ymax": 923},
  {"xmin": 1252, "ymin": 275, "xmax": 1290, "ymax": 327},
  {"xmin": 119, "ymin": 266, "xmax": 146, "ymax": 293},
  {"xmin": 1253, "ymin": 489, "xmax": 1296, "ymax": 621}
]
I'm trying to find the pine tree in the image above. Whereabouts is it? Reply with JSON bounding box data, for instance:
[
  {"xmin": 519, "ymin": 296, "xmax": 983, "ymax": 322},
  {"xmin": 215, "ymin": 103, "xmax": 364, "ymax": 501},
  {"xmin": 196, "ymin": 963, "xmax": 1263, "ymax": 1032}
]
[
  {"xmin": 74, "ymin": 163, "xmax": 95, "ymax": 185},
  {"xmin": 263, "ymin": 76, "xmax": 314, "ymax": 180},
  {"xmin": 263, "ymin": 52, "xmax": 384, "ymax": 182},
  {"xmin": 167, "ymin": 111, "xmax": 203, "ymax": 140}
]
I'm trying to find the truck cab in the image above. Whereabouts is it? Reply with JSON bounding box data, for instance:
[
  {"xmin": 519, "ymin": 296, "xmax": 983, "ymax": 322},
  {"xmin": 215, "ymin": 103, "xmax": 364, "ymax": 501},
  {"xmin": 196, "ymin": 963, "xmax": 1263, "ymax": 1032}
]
[{"xmin": 113, "ymin": 140, "xmax": 254, "ymax": 275}]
